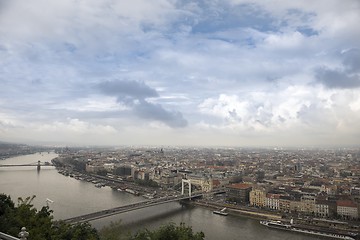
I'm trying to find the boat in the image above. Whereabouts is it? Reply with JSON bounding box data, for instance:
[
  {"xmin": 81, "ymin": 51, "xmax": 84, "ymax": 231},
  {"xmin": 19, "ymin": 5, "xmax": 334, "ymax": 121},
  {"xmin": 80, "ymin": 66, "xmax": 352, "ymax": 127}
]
[
  {"xmin": 260, "ymin": 220, "xmax": 292, "ymax": 230},
  {"xmin": 125, "ymin": 188, "xmax": 135, "ymax": 194},
  {"xmin": 142, "ymin": 194, "xmax": 153, "ymax": 199},
  {"xmin": 125, "ymin": 188, "xmax": 139, "ymax": 195},
  {"xmin": 260, "ymin": 220, "xmax": 355, "ymax": 240},
  {"xmin": 213, "ymin": 207, "xmax": 228, "ymax": 216},
  {"xmin": 291, "ymin": 227, "xmax": 356, "ymax": 240}
]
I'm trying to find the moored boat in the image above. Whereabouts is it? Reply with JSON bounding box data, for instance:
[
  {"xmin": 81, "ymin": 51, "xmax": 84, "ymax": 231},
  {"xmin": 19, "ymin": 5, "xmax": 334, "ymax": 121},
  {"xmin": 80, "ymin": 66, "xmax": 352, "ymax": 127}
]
[
  {"xmin": 260, "ymin": 220, "xmax": 356, "ymax": 240},
  {"xmin": 213, "ymin": 207, "xmax": 228, "ymax": 216},
  {"xmin": 260, "ymin": 220, "xmax": 291, "ymax": 229}
]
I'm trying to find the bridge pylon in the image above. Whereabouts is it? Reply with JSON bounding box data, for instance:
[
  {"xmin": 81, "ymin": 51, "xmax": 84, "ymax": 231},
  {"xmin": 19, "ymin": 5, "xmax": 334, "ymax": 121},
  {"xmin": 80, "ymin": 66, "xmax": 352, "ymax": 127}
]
[{"xmin": 181, "ymin": 179, "xmax": 192, "ymax": 197}]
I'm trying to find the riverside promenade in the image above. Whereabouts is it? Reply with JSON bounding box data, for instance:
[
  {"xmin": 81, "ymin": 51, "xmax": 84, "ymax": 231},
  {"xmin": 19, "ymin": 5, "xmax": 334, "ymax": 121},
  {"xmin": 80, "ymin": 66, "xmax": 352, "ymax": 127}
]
[{"xmin": 194, "ymin": 200, "xmax": 284, "ymax": 220}]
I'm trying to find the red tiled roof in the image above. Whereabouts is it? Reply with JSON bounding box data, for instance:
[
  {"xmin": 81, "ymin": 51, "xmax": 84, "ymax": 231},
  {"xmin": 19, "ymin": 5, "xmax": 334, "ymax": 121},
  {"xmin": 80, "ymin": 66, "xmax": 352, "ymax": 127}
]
[
  {"xmin": 336, "ymin": 200, "xmax": 357, "ymax": 208},
  {"xmin": 212, "ymin": 179, "xmax": 221, "ymax": 186}
]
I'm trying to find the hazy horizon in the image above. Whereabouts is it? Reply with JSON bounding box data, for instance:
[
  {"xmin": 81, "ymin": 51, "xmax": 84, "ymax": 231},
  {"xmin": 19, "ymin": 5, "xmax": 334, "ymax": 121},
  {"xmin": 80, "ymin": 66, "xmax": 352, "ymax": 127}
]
[{"xmin": 1, "ymin": 0, "xmax": 360, "ymax": 147}]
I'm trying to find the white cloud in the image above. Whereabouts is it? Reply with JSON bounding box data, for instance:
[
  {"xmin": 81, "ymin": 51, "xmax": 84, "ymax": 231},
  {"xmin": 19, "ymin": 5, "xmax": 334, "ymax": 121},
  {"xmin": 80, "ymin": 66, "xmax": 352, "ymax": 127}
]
[
  {"xmin": 51, "ymin": 96, "xmax": 127, "ymax": 112},
  {"xmin": 197, "ymin": 85, "xmax": 360, "ymax": 139},
  {"xmin": 0, "ymin": 0, "xmax": 359, "ymax": 146},
  {"xmin": 350, "ymin": 97, "xmax": 360, "ymax": 112},
  {"xmin": 263, "ymin": 31, "xmax": 306, "ymax": 50},
  {"xmin": 0, "ymin": 113, "xmax": 19, "ymax": 129},
  {"xmin": 36, "ymin": 118, "xmax": 117, "ymax": 134}
]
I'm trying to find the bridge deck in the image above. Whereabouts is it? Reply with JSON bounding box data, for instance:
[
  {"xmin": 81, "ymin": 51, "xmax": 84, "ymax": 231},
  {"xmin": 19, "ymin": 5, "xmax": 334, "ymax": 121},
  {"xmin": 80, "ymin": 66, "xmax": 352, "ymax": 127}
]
[
  {"xmin": 63, "ymin": 189, "xmax": 225, "ymax": 224},
  {"xmin": 63, "ymin": 194, "xmax": 202, "ymax": 224},
  {"xmin": 0, "ymin": 164, "xmax": 53, "ymax": 167}
]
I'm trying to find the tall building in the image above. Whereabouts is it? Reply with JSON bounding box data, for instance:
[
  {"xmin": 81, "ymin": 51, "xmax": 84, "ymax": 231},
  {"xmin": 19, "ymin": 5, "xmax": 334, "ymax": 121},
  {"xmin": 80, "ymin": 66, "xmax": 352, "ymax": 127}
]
[
  {"xmin": 294, "ymin": 162, "xmax": 302, "ymax": 172},
  {"xmin": 250, "ymin": 187, "xmax": 266, "ymax": 207},
  {"xmin": 266, "ymin": 193, "xmax": 280, "ymax": 210},
  {"xmin": 226, "ymin": 183, "xmax": 252, "ymax": 204},
  {"xmin": 336, "ymin": 200, "xmax": 358, "ymax": 219},
  {"xmin": 315, "ymin": 200, "xmax": 330, "ymax": 218}
]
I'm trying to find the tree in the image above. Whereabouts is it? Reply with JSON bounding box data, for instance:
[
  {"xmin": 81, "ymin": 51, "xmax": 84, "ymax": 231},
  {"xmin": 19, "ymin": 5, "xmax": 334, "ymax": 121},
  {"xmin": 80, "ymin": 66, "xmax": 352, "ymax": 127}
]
[
  {"xmin": 0, "ymin": 194, "xmax": 100, "ymax": 240},
  {"xmin": 17, "ymin": 195, "xmax": 36, "ymax": 206},
  {"xmin": 135, "ymin": 179, "xmax": 159, "ymax": 188},
  {"xmin": 130, "ymin": 223, "xmax": 205, "ymax": 240},
  {"xmin": 1, "ymin": 194, "xmax": 204, "ymax": 240},
  {"xmin": 99, "ymin": 220, "xmax": 131, "ymax": 240},
  {"xmin": 0, "ymin": 194, "xmax": 15, "ymax": 233},
  {"xmin": 99, "ymin": 222, "xmax": 205, "ymax": 240}
]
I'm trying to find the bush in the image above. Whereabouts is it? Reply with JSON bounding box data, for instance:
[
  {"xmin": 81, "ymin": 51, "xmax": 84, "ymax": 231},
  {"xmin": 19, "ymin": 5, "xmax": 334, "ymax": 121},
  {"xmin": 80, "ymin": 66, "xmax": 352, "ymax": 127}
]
[{"xmin": 0, "ymin": 194, "xmax": 100, "ymax": 240}]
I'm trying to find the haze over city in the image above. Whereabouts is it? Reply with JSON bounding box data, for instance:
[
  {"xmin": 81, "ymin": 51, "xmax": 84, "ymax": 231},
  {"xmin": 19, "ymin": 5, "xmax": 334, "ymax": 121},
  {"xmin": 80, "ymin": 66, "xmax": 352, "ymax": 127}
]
[{"xmin": 1, "ymin": 0, "xmax": 360, "ymax": 147}]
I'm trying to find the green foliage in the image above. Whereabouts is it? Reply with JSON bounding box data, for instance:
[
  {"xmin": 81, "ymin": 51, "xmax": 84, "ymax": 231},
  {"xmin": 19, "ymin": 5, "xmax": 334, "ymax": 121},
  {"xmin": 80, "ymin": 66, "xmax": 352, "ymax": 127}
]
[
  {"xmin": 100, "ymin": 222, "xmax": 205, "ymax": 240},
  {"xmin": 130, "ymin": 222, "xmax": 205, "ymax": 240},
  {"xmin": 0, "ymin": 194, "xmax": 16, "ymax": 232},
  {"xmin": 96, "ymin": 169, "xmax": 108, "ymax": 176},
  {"xmin": 17, "ymin": 195, "xmax": 36, "ymax": 206},
  {"xmin": 1, "ymin": 194, "xmax": 204, "ymax": 240},
  {"xmin": 60, "ymin": 157, "xmax": 87, "ymax": 172},
  {"xmin": 99, "ymin": 220, "xmax": 131, "ymax": 240},
  {"xmin": 134, "ymin": 179, "xmax": 159, "ymax": 188},
  {"xmin": 0, "ymin": 194, "xmax": 99, "ymax": 240}
]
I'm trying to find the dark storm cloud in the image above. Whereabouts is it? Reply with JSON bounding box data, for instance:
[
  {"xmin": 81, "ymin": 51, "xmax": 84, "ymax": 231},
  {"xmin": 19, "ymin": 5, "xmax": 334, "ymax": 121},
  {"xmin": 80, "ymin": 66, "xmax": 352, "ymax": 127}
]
[
  {"xmin": 343, "ymin": 48, "xmax": 360, "ymax": 72},
  {"xmin": 315, "ymin": 49, "xmax": 360, "ymax": 89},
  {"xmin": 97, "ymin": 80, "xmax": 188, "ymax": 128},
  {"xmin": 134, "ymin": 100, "xmax": 188, "ymax": 128},
  {"xmin": 315, "ymin": 68, "xmax": 360, "ymax": 89},
  {"xmin": 97, "ymin": 80, "xmax": 159, "ymax": 102}
]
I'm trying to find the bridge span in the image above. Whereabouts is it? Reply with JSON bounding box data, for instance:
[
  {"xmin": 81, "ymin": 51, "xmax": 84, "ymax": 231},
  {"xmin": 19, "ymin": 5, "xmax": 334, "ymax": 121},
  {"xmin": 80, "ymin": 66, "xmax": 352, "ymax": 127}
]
[
  {"xmin": 0, "ymin": 161, "xmax": 53, "ymax": 170},
  {"xmin": 64, "ymin": 189, "xmax": 225, "ymax": 224},
  {"xmin": 63, "ymin": 194, "xmax": 202, "ymax": 224}
]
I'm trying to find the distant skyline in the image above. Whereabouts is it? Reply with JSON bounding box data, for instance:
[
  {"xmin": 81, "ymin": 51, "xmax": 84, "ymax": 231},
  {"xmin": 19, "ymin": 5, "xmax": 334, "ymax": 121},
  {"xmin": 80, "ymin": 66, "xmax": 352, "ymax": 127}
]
[{"xmin": 1, "ymin": 0, "xmax": 360, "ymax": 147}]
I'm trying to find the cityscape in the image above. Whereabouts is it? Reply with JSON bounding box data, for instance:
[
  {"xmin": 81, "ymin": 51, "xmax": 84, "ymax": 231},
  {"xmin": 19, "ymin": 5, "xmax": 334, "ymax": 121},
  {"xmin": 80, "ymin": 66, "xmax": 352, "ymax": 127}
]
[
  {"xmin": 1, "ymin": 142, "xmax": 359, "ymax": 239},
  {"xmin": 56, "ymin": 146, "xmax": 360, "ymax": 221},
  {"xmin": 1, "ymin": 0, "xmax": 360, "ymax": 239}
]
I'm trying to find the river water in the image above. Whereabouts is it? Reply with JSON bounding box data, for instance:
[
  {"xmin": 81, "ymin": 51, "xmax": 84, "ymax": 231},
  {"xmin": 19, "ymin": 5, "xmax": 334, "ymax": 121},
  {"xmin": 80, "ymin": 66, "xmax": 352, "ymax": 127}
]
[{"xmin": 0, "ymin": 152, "xmax": 319, "ymax": 240}]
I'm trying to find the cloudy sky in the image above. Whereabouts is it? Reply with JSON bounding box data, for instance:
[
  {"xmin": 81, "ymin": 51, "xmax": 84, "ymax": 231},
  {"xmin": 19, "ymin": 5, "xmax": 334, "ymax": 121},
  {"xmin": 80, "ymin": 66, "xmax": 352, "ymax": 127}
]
[{"xmin": 1, "ymin": 0, "xmax": 360, "ymax": 147}]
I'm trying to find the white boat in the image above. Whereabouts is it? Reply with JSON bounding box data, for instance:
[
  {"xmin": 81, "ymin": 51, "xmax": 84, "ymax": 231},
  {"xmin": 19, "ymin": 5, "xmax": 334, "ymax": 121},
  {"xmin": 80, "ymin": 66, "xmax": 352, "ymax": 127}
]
[
  {"xmin": 213, "ymin": 207, "xmax": 228, "ymax": 216},
  {"xmin": 125, "ymin": 188, "xmax": 138, "ymax": 195},
  {"xmin": 260, "ymin": 220, "xmax": 355, "ymax": 240},
  {"xmin": 291, "ymin": 227, "xmax": 356, "ymax": 240},
  {"xmin": 260, "ymin": 220, "xmax": 292, "ymax": 229}
]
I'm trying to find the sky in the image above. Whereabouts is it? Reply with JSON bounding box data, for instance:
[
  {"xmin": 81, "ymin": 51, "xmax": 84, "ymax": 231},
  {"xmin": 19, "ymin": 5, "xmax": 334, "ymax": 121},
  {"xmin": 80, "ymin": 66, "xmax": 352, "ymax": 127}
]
[{"xmin": 0, "ymin": 0, "xmax": 360, "ymax": 147}]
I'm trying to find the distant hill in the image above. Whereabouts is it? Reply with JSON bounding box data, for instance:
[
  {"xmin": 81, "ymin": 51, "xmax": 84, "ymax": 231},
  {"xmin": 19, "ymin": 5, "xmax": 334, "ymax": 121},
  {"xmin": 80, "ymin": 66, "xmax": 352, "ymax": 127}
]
[
  {"xmin": 0, "ymin": 142, "xmax": 44, "ymax": 159},
  {"xmin": 0, "ymin": 141, "xmax": 27, "ymax": 148}
]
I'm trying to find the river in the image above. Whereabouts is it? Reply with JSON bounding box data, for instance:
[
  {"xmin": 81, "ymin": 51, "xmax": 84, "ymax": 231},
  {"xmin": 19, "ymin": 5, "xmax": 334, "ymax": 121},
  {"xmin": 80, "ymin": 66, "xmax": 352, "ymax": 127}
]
[{"xmin": 0, "ymin": 152, "xmax": 320, "ymax": 239}]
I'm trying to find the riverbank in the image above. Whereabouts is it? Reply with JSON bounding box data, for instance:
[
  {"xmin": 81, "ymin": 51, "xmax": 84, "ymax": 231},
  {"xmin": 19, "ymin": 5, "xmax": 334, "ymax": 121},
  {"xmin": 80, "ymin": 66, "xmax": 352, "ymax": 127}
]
[
  {"xmin": 50, "ymin": 165, "xmax": 359, "ymax": 238},
  {"xmin": 0, "ymin": 152, "xmax": 323, "ymax": 240},
  {"xmin": 189, "ymin": 199, "xmax": 282, "ymax": 221},
  {"xmin": 188, "ymin": 200, "xmax": 359, "ymax": 240}
]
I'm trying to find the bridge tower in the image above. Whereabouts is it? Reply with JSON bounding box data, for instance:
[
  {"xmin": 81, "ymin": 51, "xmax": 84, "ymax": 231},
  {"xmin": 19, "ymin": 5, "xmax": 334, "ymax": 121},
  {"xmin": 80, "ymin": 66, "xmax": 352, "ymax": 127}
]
[
  {"xmin": 37, "ymin": 161, "xmax": 41, "ymax": 171},
  {"xmin": 181, "ymin": 179, "xmax": 192, "ymax": 197}
]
